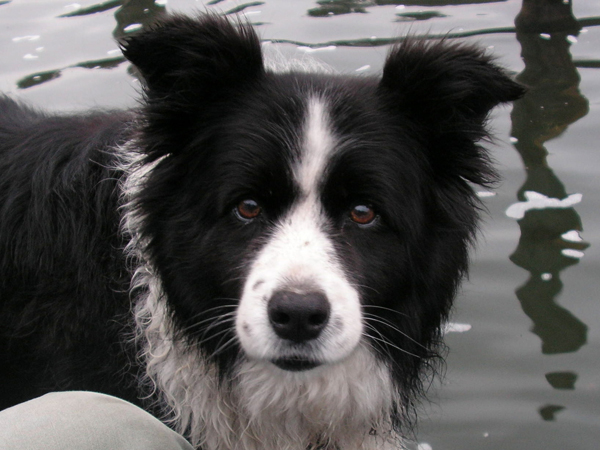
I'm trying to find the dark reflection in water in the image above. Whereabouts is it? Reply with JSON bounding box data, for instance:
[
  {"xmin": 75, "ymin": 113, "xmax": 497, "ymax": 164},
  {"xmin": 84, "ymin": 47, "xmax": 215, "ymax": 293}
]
[
  {"xmin": 510, "ymin": 0, "xmax": 589, "ymax": 420},
  {"xmin": 17, "ymin": 0, "xmax": 166, "ymax": 89},
  {"xmin": 18, "ymin": 57, "xmax": 126, "ymax": 89},
  {"xmin": 223, "ymin": 2, "xmax": 265, "ymax": 16},
  {"xmin": 539, "ymin": 404, "xmax": 565, "ymax": 421},
  {"xmin": 113, "ymin": 0, "xmax": 166, "ymax": 39},
  {"xmin": 399, "ymin": 0, "xmax": 506, "ymax": 4},
  {"xmin": 59, "ymin": 0, "xmax": 125, "ymax": 18},
  {"xmin": 308, "ymin": 0, "xmax": 505, "ymax": 17},
  {"xmin": 395, "ymin": 11, "xmax": 447, "ymax": 22},
  {"xmin": 545, "ymin": 371, "xmax": 577, "ymax": 390}
]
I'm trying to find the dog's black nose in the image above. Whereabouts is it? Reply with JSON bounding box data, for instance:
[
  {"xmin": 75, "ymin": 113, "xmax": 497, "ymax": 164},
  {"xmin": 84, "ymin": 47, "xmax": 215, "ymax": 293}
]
[{"xmin": 268, "ymin": 290, "xmax": 330, "ymax": 342}]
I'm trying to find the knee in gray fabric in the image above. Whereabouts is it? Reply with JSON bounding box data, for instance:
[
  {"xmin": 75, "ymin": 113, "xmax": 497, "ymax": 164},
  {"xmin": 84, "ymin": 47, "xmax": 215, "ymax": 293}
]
[{"xmin": 0, "ymin": 391, "xmax": 194, "ymax": 450}]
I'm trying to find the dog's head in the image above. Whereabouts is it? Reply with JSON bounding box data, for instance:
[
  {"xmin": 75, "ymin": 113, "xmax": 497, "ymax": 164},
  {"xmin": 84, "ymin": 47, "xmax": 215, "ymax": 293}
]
[{"xmin": 122, "ymin": 13, "xmax": 522, "ymax": 422}]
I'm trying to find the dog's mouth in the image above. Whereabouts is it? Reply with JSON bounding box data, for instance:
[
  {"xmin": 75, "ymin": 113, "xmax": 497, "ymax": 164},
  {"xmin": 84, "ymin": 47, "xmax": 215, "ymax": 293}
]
[{"xmin": 271, "ymin": 357, "xmax": 321, "ymax": 372}]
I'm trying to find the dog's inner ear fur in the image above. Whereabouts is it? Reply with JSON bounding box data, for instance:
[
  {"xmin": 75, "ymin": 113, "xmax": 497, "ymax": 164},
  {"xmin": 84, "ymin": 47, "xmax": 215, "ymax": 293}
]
[{"xmin": 120, "ymin": 14, "xmax": 265, "ymax": 100}]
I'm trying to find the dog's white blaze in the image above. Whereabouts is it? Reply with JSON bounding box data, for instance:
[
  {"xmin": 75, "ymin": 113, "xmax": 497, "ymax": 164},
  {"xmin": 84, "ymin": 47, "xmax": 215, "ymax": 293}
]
[
  {"xmin": 295, "ymin": 97, "xmax": 335, "ymax": 198},
  {"xmin": 236, "ymin": 96, "xmax": 363, "ymax": 365}
]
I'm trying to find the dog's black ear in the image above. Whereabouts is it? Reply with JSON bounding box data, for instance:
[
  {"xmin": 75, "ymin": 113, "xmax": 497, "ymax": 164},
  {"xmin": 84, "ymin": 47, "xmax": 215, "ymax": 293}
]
[
  {"xmin": 379, "ymin": 38, "xmax": 524, "ymax": 185},
  {"xmin": 120, "ymin": 14, "xmax": 264, "ymax": 99},
  {"xmin": 380, "ymin": 38, "xmax": 524, "ymax": 127}
]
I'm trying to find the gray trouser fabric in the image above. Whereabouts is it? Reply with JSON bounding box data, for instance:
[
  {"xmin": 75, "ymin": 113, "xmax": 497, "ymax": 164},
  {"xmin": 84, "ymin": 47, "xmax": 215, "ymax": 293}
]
[{"xmin": 0, "ymin": 391, "xmax": 194, "ymax": 450}]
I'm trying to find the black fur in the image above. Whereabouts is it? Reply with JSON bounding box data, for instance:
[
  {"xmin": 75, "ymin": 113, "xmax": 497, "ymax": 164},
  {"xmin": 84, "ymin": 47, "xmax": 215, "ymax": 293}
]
[{"xmin": 0, "ymin": 97, "xmax": 137, "ymax": 409}]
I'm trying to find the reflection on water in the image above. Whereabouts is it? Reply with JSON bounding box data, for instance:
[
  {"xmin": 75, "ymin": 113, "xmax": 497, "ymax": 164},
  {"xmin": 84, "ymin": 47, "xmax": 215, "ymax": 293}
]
[
  {"xmin": 17, "ymin": 0, "xmax": 166, "ymax": 89},
  {"xmin": 307, "ymin": 0, "xmax": 506, "ymax": 17},
  {"xmin": 308, "ymin": 1, "xmax": 395, "ymax": 17},
  {"xmin": 510, "ymin": 0, "xmax": 589, "ymax": 421},
  {"xmin": 398, "ymin": 0, "xmax": 506, "ymax": 4},
  {"xmin": 539, "ymin": 404, "xmax": 565, "ymax": 422},
  {"xmin": 17, "ymin": 56, "xmax": 126, "ymax": 89},
  {"xmin": 395, "ymin": 11, "xmax": 447, "ymax": 22},
  {"xmin": 222, "ymin": 2, "xmax": 265, "ymax": 16},
  {"xmin": 113, "ymin": 0, "xmax": 166, "ymax": 39},
  {"xmin": 545, "ymin": 371, "xmax": 577, "ymax": 390},
  {"xmin": 58, "ymin": 0, "xmax": 125, "ymax": 18}
]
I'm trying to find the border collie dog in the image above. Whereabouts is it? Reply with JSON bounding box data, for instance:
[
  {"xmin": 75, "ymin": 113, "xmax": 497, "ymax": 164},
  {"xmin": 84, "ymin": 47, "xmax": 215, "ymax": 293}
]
[{"xmin": 0, "ymin": 14, "xmax": 522, "ymax": 450}]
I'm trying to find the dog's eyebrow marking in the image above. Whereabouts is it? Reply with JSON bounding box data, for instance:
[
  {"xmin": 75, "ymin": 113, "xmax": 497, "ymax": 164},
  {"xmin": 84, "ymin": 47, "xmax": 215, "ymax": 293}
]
[{"xmin": 295, "ymin": 96, "xmax": 336, "ymax": 198}]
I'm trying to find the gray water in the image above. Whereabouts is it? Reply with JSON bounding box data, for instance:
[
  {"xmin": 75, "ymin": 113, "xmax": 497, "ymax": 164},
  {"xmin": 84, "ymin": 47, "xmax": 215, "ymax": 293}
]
[{"xmin": 1, "ymin": 0, "xmax": 599, "ymax": 449}]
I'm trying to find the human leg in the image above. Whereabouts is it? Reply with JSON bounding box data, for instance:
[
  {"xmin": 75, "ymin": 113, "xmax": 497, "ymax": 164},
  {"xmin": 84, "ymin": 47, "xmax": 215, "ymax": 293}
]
[{"xmin": 0, "ymin": 391, "xmax": 194, "ymax": 450}]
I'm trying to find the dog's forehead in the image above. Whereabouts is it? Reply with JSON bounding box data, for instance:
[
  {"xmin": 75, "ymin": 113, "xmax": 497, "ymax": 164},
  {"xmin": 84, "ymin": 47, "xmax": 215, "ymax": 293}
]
[{"xmin": 212, "ymin": 77, "xmax": 402, "ymax": 205}]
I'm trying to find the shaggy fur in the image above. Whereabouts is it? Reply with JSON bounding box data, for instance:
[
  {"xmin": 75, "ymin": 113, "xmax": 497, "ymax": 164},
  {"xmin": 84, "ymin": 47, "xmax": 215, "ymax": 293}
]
[{"xmin": 0, "ymin": 13, "xmax": 523, "ymax": 450}]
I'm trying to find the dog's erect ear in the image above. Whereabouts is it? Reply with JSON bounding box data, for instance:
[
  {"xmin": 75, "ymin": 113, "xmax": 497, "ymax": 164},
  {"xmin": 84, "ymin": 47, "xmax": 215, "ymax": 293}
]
[
  {"xmin": 379, "ymin": 38, "xmax": 524, "ymax": 127},
  {"xmin": 379, "ymin": 38, "xmax": 524, "ymax": 185},
  {"xmin": 120, "ymin": 14, "xmax": 264, "ymax": 99}
]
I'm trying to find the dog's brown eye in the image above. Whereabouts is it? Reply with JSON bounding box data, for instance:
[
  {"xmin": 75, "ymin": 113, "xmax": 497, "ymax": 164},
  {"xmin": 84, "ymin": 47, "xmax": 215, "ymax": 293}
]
[
  {"xmin": 236, "ymin": 199, "xmax": 262, "ymax": 221},
  {"xmin": 350, "ymin": 205, "xmax": 376, "ymax": 225}
]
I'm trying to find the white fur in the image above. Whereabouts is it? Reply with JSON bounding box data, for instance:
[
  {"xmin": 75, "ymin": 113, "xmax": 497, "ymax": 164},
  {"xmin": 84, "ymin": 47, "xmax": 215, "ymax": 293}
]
[
  {"xmin": 261, "ymin": 42, "xmax": 336, "ymax": 75},
  {"xmin": 296, "ymin": 97, "xmax": 336, "ymax": 196}
]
